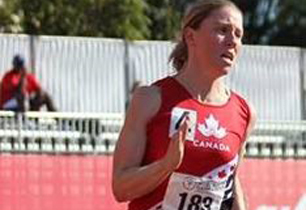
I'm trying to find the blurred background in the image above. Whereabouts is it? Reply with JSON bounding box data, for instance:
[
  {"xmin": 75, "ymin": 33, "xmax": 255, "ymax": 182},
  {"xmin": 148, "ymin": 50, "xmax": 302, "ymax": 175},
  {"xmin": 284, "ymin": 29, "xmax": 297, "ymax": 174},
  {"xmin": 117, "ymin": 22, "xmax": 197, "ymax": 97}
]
[{"xmin": 0, "ymin": 0, "xmax": 306, "ymax": 210}]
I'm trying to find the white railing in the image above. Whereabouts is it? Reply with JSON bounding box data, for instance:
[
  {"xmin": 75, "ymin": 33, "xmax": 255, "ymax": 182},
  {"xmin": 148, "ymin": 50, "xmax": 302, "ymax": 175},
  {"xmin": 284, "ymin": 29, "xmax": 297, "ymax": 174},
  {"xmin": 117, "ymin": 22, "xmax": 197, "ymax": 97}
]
[
  {"xmin": 247, "ymin": 121, "xmax": 306, "ymax": 158},
  {"xmin": 0, "ymin": 111, "xmax": 124, "ymax": 154},
  {"xmin": 1, "ymin": 111, "xmax": 306, "ymax": 158}
]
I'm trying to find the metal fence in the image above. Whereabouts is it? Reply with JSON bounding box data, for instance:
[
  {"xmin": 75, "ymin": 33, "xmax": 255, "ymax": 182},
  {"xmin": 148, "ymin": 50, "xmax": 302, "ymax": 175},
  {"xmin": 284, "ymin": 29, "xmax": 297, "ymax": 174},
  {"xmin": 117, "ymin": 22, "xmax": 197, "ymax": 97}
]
[
  {"xmin": 0, "ymin": 111, "xmax": 123, "ymax": 155},
  {"xmin": 1, "ymin": 111, "xmax": 306, "ymax": 158},
  {"xmin": 0, "ymin": 34, "xmax": 305, "ymax": 121}
]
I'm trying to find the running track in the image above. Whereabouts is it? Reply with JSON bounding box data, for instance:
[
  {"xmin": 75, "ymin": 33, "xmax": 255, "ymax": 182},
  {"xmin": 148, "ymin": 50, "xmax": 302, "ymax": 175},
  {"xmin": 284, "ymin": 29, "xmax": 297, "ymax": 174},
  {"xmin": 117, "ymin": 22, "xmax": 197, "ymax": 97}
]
[{"xmin": 0, "ymin": 155, "xmax": 305, "ymax": 210}]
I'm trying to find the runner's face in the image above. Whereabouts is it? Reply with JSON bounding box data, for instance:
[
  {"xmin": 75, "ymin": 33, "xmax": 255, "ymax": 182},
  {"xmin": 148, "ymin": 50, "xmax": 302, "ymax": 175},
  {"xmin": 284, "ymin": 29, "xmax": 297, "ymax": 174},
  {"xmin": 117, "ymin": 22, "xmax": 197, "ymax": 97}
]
[{"xmin": 187, "ymin": 6, "xmax": 243, "ymax": 75}]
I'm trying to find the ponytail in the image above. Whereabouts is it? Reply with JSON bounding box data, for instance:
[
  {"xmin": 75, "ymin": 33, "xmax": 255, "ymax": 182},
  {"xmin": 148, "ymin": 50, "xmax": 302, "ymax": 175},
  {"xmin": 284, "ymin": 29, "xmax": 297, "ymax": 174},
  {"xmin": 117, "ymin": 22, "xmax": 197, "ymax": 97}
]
[{"xmin": 169, "ymin": 39, "xmax": 188, "ymax": 72}]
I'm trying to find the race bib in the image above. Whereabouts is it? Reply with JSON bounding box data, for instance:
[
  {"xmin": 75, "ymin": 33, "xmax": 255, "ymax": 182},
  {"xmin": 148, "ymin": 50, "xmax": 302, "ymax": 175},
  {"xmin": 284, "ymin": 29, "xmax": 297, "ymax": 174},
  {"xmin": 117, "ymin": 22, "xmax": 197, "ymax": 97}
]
[{"xmin": 162, "ymin": 172, "xmax": 226, "ymax": 210}]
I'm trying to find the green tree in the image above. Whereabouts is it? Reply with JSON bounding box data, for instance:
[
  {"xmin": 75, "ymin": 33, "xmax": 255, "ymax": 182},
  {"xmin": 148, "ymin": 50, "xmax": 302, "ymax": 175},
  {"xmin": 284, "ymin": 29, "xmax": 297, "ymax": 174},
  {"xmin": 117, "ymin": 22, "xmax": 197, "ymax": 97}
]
[
  {"xmin": 232, "ymin": 0, "xmax": 306, "ymax": 47},
  {"xmin": 0, "ymin": 0, "xmax": 22, "ymax": 33},
  {"xmin": 19, "ymin": 0, "xmax": 91, "ymax": 35},
  {"xmin": 13, "ymin": 0, "xmax": 150, "ymax": 39},
  {"xmin": 146, "ymin": 0, "xmax": 181, "ymax": 40},
  {"xmin": 95, "ymin": 0, "xmax": 150, "ymax": 39},
  {"xmin": 268, "ymin": 0, "xmax": 306, "ymax": 46}
]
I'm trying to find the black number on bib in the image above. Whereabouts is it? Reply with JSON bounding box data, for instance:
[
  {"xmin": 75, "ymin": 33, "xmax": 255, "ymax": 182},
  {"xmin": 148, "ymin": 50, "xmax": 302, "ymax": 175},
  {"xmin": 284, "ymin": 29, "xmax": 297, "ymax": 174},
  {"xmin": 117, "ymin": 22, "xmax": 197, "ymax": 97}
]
[
  {"xmin": 201, "ymin": 196, "xmax": 213, "ymax": 210},
  {"xmin": 188, "ymin": 194, "xmax": 201, "ymax": 210},
  {"xmin": 178, "ymin": 193, "xmax": 188, "ymax": 210},
  {"xmin": 178, "ymin": 193, "xmax": 213, "ymax": 210}
]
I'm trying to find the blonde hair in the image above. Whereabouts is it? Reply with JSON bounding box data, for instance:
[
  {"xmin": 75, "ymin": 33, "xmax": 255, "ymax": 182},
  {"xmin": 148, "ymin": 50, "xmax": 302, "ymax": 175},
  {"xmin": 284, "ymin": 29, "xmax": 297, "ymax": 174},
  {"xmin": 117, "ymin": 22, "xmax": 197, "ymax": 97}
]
[{"xmin": 169, "ymin": 0, "xmax": 241, "ymax": 71}]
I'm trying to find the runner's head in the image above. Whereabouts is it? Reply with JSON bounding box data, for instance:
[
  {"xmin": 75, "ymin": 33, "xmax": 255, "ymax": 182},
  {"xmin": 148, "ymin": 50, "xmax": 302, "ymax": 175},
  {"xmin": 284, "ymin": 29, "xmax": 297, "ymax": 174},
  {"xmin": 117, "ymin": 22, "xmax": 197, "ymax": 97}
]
[{"xmin": 169, "ymin": 0, "xmax": 243, "ymax": 73}]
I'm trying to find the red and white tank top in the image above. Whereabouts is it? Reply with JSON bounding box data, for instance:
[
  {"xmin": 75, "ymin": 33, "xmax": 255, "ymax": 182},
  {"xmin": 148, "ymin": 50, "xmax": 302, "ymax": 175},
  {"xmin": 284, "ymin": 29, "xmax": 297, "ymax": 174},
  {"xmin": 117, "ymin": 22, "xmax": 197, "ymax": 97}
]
[{"xmin": 129, "ymin": 77, "xmax": 251, "ymax": 210}]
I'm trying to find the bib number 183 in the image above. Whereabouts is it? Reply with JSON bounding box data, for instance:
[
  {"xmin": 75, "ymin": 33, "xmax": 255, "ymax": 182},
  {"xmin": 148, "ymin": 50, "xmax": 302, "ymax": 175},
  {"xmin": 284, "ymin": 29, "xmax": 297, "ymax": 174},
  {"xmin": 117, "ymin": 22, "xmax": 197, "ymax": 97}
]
[{"xmin": 178, "ymin": 192, "xmax": 213, "ymax": 210}]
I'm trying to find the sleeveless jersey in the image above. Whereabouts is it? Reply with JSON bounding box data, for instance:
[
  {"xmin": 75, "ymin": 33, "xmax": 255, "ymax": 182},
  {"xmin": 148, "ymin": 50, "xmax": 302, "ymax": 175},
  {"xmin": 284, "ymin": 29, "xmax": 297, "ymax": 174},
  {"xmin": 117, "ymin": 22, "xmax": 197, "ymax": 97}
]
[{"xmin": 128, "ymin": 77, "xmax": 251, "ymax": 210}]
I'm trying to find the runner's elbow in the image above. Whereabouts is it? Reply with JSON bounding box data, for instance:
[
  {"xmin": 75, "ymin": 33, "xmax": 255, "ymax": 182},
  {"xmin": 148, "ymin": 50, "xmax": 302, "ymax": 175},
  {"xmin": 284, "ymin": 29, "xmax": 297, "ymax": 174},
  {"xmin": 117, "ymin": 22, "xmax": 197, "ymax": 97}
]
[
  {"xmin": 112, "ymin": 186, "xmax": 130, "ymax": 202},
  {"xmin": 112, "ymin": 179, "xmax": 131, "ymax": 202}
]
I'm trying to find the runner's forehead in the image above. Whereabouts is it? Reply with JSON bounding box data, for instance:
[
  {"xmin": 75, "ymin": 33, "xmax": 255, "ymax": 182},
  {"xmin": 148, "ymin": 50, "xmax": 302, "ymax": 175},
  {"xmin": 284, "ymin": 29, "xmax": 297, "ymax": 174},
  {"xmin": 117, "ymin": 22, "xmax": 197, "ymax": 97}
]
[{"xmin": 206, "ymin": 6, "xmax": 243, "ymax": 30}]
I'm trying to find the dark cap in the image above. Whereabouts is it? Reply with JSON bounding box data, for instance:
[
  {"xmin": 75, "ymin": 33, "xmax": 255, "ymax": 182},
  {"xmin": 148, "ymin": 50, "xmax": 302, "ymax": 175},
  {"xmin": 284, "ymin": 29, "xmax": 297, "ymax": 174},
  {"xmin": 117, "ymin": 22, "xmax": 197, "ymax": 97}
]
[{"xmin": 12, "ymin": 54, "xmax": 25, "ymax": 68}]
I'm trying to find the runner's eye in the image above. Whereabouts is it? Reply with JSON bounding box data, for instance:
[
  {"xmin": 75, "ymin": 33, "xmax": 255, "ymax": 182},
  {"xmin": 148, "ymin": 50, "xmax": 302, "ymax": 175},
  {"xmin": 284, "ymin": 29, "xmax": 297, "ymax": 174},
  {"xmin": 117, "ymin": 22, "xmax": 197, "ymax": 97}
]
[{"xmin": 218, "ymin": 26, "xmax": 228, "ymax": 34}]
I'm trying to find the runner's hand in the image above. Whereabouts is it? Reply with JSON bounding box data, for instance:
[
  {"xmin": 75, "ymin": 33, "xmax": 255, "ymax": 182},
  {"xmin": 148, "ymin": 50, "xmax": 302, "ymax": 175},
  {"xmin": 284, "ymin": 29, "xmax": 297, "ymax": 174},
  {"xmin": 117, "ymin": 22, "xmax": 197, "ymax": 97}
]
[{"xmin": 161, "ymin": 115, "xmax": 189, "ymax": 172}]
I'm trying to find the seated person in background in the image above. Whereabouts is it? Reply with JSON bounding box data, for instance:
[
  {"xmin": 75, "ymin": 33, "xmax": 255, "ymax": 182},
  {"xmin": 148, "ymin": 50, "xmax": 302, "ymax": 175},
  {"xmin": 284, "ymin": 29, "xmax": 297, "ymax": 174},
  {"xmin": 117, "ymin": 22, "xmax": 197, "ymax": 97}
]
[{"xmin": 0, "ymin": 54, "xmax": 57, "ymax": 112}]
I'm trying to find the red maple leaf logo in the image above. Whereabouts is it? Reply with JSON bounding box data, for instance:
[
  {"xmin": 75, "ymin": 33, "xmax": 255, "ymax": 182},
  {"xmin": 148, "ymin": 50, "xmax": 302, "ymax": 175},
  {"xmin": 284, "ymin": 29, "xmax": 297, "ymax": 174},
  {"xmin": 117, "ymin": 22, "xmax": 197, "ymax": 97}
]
[{"xmin": 218, "ymin": 170, "xmax": 227, "ymax": 179}]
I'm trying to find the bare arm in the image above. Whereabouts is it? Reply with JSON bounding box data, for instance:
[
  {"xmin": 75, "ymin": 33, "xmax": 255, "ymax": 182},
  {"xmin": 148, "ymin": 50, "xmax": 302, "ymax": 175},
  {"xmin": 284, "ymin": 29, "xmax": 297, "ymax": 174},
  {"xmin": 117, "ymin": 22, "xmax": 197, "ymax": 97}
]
[
  {"xmin": 232, "ymin": 104, "xmax": 257, "ymax": 210},
  {"xmin": 112, "ymin": 86, "xmax": 188, "ymax": 202}
]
